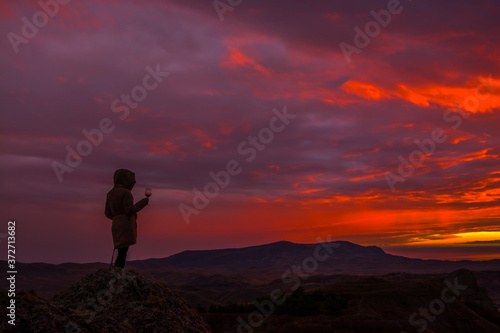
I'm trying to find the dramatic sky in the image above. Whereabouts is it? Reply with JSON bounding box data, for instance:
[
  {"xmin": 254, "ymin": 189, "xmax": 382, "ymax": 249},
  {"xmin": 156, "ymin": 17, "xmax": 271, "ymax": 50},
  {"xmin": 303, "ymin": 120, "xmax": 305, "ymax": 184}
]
[{"xmin": 1, "ymin": 0, "xmax": 499, "ymax": 263}]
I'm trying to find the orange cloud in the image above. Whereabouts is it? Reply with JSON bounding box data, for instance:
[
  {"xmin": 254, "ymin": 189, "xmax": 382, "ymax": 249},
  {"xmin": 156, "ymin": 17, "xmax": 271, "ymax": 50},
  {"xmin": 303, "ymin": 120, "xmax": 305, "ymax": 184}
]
[
  {"xmin": 341, "ymin": 81, "xmax": 390, "ymax": 100},
  {"xmin": 435, "ymin": 148, "xmax": 499, "ymax": 169},
  {"xmin": 341, "ymin": 77, "xmax": 500, "ymax": 112},
  {"xmin": 395, "ymin": 82, "xmax": 500, "ymax": 112},
  {"xmin": 405, "ymin": 231, "xmax": 500, "ymax": 246},
  {"xmin": 220, "ymin": 47, "xmax": 272, "ymax": 77}
]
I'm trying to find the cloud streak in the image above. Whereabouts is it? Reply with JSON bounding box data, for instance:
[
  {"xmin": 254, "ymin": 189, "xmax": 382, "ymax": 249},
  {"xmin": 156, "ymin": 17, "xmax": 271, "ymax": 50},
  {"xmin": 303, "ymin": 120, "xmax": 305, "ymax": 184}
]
[{"xmin": 0, "ymin": 0, "xmax": 499, "ymax": 263}]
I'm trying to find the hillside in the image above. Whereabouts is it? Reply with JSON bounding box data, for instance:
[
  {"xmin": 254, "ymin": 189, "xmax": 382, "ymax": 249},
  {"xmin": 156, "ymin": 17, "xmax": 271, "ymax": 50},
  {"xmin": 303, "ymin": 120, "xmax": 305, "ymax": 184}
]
[
  {"xmin": 1, "ymin": 240, "xmax": 500, "ymax": 332},
  {"xmin": 0, "ymin": 267, "xmax": 211, "ymax": 332},
  {"xmin": 129, "ymin": 240, "xmax": 500, "ymax": 275},
  {"xmin": 1, "ymin": 240, "xmax": 499, "ymax": 304},
  {"xmin": 204, "ymin": 269, "xmax": 500, "ymax": 333}
]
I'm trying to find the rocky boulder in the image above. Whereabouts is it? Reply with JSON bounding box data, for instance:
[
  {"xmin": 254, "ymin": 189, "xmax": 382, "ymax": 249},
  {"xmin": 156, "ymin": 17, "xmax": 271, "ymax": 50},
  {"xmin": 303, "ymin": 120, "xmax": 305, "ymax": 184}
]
[{"xmin": 1, "ymin": 267, "xmax": 211, "ymax": 332}]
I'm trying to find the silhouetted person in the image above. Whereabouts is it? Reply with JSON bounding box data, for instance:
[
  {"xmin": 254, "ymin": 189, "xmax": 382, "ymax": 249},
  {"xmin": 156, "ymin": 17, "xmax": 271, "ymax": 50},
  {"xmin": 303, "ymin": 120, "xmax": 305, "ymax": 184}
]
[{"xmin": 105, "ymin": 169, "xmax": 149, "ymax": 268}]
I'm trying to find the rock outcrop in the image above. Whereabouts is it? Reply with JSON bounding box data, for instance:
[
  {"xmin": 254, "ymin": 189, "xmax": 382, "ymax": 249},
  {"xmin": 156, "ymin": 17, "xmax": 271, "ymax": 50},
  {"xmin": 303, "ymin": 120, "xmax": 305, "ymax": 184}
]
[{"xmin": 1, "ymin": 267, "xmax": 211, "ymax": 332}]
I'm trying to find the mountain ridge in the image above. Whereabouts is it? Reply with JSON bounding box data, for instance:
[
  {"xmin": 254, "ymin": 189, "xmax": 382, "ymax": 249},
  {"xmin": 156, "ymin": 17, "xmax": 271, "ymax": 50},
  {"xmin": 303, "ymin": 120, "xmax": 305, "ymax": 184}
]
[
  {"xmin": 7, "ymin": 239, "xmax": 498, "ymax": 265},
  {"xmin": 1, "ymin": 240, "xmax": 499, "ymax": 302}
]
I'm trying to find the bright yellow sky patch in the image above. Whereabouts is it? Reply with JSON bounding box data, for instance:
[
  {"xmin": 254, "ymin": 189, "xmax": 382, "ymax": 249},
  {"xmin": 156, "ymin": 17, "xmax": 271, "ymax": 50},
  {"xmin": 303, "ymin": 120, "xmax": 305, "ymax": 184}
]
[{"xmin": 407, "ymin": 231, "xmax": 500, "ymax": 246}]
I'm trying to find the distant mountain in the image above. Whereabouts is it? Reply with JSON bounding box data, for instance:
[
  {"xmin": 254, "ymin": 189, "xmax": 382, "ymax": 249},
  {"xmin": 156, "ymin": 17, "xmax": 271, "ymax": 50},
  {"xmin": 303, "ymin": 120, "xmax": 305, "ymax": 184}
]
[
  {"xmin": 132, "ymin": 240, "xmax": 384, "ymax": 271},
  {"xmin": 129, "ymin": 240, "xmax": 499, "ymax": 277},
  {"xmin": 1, "ymin": 240, "xmax": 499, "ymax": 299},
  {"xmin": 1, "ymin": 241, "xmax": 499, "ymax": 332},
  {"xmin": 4, "ymin": 266, "xmax": 498, "ymax": 332}
]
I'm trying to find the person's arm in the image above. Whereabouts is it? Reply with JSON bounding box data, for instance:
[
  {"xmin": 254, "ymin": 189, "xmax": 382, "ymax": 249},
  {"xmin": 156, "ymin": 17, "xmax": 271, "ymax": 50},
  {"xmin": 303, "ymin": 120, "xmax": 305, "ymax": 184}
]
[
  {"xmin": 123, "ymin": 191, "xmax": 149, "ymax": 215},
  {"xmin": 105, "ymin": 197, "xmax": 114, "ymax": 219}
]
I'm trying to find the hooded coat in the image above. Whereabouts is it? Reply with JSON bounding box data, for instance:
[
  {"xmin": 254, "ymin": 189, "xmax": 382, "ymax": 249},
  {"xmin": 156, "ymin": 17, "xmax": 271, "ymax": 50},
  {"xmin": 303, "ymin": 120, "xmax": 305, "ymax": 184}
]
[{"xmin": 105, "ymin": 169, "xmax": 149, "ymax": 249}]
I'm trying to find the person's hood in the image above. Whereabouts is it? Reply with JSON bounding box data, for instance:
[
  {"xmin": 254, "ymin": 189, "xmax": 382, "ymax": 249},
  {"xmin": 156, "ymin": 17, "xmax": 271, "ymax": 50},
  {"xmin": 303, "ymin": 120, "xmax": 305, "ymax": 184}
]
[{"xmin": 113, "ymin": 169, "xmax": 136, "ymax": 190}]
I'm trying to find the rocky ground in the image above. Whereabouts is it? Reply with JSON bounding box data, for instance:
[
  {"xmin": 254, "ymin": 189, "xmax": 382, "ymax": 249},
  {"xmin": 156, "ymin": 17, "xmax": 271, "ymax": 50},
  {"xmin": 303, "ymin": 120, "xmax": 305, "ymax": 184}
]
[
  {"xmin": 0, "ymin": 267, "xmax": 211, "ymax": 333},
  {"xmin": 203, "ymin": 269, "xmax": 500, "ymax": 333}
]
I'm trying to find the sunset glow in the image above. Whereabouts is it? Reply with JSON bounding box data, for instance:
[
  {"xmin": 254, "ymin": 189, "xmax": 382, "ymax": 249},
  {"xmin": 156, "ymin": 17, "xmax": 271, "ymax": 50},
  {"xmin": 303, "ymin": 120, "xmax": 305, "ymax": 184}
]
[{"xmin": 1, "ymin": 0, "xmax": 499, "ymax": 264}]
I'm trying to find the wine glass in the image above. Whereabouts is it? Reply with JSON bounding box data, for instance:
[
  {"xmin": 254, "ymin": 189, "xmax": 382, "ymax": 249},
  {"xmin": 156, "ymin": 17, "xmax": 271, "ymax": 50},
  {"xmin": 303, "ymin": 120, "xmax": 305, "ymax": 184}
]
[{"xmin": 145, "ymin": 187, "xmax": 152, "ymax": 205}]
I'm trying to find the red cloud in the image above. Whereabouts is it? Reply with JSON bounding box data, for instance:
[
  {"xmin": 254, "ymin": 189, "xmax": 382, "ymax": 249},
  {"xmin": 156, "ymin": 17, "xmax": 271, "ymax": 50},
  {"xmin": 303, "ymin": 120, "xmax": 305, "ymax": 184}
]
[{"xmin": 220, "ymin": 46, "xmax": 272, "ymax": 77}]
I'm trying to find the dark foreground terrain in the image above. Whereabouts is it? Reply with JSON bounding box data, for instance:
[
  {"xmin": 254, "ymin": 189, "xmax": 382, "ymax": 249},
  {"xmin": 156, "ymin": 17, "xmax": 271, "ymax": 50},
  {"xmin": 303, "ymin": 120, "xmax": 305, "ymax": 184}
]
[
  {"xmin": 202, "ymin": 269, "xmax": 500, "ymax": 332},
  {"xmin": 1, "ymin": 241, "xmax": 499, "ymax": 332},
  {"xmin": 1, "ymin": 267, "xmax": 499, "ymax": 332},
  {"xmin": 0, "ymin": 268, "xmax": 211, "ymax": 332}
]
